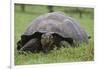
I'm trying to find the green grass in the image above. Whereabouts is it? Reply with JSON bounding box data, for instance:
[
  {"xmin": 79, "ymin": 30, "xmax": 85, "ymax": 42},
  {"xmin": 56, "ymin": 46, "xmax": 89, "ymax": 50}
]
[{"xmin": 14, "ymin": 5, "xmax": 94, "ymax": 65}]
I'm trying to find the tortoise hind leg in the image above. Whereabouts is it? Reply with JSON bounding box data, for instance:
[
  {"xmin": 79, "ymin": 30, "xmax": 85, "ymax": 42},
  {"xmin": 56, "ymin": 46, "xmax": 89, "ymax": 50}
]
[{"xmin": 64, "ymin": 38, "xmax": 75, "ymax": 47}]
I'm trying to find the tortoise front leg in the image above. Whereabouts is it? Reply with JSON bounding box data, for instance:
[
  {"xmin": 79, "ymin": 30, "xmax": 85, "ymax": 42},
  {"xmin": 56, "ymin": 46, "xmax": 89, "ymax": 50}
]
[{"xmin": 20, "ymin": 38, "xmax": 41, "ymax": 53}]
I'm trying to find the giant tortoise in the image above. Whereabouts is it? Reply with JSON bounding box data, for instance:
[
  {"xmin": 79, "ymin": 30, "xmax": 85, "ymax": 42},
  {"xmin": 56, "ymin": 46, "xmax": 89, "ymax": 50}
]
[{"xmin": 17, "ymin": 12, "xmax": 90, "ymax": 53}]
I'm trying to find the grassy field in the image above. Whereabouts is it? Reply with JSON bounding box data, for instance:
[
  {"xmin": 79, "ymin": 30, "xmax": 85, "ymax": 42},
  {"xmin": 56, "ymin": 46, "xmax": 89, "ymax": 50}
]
[{"xmin": 14, "ymin": 5, "xmax": 94, "ymax": 65}]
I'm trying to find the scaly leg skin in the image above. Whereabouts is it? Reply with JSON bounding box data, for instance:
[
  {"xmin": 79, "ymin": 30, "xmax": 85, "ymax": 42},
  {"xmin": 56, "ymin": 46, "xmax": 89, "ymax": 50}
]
[{"xmin": 20, "ymin": 38, "xmax": 42, "ymax": 53}]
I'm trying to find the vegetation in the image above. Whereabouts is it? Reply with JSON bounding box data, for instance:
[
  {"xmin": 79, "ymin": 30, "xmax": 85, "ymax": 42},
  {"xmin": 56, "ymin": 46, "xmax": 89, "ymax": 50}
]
[{"xmin": 14, "ymin": 4, "xmax": 94, "ymax": 65}]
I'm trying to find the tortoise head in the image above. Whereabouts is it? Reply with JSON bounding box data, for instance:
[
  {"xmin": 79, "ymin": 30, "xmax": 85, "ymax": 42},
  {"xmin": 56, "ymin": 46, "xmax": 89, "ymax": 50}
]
[{"xmin": 41, "ymin": 32, "xmax": 54, "ymax": 53}]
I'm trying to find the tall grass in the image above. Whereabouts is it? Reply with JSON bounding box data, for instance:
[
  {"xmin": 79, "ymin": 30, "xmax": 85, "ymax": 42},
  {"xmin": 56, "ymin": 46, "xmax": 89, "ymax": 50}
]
[{"xmin": 15, "ymin": 41, "xmax": 94, "ymax": 65}]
